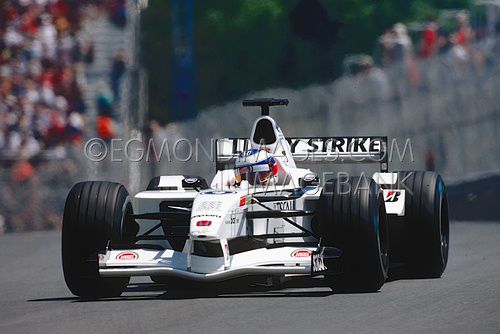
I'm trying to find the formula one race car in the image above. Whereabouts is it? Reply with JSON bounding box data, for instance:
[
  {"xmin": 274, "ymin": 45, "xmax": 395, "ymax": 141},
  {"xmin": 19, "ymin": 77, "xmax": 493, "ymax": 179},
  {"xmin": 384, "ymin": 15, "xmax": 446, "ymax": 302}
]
[{"xmin": 62, "ymin": 98, "xmax": 449, "ymax": 297}]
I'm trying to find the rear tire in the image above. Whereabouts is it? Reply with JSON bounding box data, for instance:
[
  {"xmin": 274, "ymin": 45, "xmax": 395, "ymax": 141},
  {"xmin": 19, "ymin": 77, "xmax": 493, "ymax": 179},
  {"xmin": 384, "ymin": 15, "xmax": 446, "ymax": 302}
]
[
  {"xmin": 316, "ymin": 176, "xmax": 389, "ymax": 292},
  {"xmin": 62, "ymin": 181, "xmax": 132, "ymax": 298},
  {"xmin": 387, "ymin": 171, "xmax": 449, "ymax": 278}
]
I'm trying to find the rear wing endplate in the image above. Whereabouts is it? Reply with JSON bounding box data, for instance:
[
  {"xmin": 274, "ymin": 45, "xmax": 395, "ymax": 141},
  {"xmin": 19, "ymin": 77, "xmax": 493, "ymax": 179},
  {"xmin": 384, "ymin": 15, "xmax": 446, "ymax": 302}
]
[{"xmin": 215, "ymin": 137, "xmax": 388, "ymax": 172}]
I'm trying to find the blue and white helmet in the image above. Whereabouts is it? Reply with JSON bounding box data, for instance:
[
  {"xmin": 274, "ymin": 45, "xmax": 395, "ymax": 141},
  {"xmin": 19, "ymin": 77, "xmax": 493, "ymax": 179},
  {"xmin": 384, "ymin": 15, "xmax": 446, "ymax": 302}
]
[{"xmin": 235, "ymin": 149, "xmax": 277, "ymax": 185}]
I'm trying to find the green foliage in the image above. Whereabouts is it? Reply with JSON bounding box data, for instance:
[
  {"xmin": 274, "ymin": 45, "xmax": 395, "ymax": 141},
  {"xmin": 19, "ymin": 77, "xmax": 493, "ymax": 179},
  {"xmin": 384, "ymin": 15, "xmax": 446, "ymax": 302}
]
[
  {"xmin": 141, "ymin": 0, "xmax": 172, "ymax": 121},
  {"xmin": 142, "ymin": 0, "xmax": 472, "ymax": 123}
]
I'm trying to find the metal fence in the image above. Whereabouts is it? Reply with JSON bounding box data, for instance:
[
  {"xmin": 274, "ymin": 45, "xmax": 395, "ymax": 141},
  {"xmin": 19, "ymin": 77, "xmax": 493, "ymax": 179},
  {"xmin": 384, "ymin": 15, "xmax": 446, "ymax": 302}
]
[{"xmin": 156, "ymin": 36, "xmax": 500, "ymax": 183}]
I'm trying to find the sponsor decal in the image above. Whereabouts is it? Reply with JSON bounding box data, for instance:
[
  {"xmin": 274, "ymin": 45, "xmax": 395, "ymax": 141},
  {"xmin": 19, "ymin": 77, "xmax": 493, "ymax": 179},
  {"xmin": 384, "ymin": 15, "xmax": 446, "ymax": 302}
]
[
  {"xmin": 275, "ymin": 201, "xmax": 293, "ymax": 211},
  {"xmin": 287, "ymin": 138, "xmax": 382, "ymax": 154},
  {"xmin": 196, "ymin": 201, "xmax": 222, "ymax": 212},
  {"xmin": 191, "ymin": 214, "xmax": 222, "ymax": 219},
  {"xmin": 184, "ymin": 177, "xmax": 198, "ymax": 184},
  {"xmin": 202, "ymin": 190, "xmax": 237, "ymax": 195},
  {"xmin": 218, "ymin": 137, "xmax": 383, "ymax": 156},
  {"xmin": 303, "ymin": 173, "xmax": 317, "ymax": 182},
  {"xmin": 116, "ymin": 251, "xmax": 138, "ymax": 261},
  {"xmin": 239, "ymin": 196, "xmax": 251, "ymax": 207},
  {"xmin": 291, "ymin": 249, "xmax": 312, "ymax": 258},
  {"xmin": 385, "ymin": 190, "xmax": 401, "ymax": 202},
  {"xmin": 240, "ymin": 149, "xmax": 258, "ymax": 157},
  {"xmin": 196, "ymin": 220, "xmax": 212, "ymax": 227}
]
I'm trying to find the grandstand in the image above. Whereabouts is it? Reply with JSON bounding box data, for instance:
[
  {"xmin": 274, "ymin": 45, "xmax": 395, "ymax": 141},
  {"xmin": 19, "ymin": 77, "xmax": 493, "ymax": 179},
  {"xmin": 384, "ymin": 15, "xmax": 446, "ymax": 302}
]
[{"xmin": 0, "ymin": 0, "xmax": 139, "ymax": 232}]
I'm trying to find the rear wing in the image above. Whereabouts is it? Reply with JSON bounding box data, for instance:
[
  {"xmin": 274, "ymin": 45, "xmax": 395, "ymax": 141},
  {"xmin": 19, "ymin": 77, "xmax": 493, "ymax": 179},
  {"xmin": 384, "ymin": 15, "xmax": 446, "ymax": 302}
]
[{"xmin": 215, "ymin": 137, "xmax": 388, "ymax": 172}]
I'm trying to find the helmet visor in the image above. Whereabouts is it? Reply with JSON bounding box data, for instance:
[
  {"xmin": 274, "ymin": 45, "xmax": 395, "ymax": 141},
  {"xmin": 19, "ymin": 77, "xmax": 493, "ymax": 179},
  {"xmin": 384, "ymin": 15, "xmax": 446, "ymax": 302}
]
[{"xmin": 237, "ymin": 165, "xmax": 271, "ymax": 185}]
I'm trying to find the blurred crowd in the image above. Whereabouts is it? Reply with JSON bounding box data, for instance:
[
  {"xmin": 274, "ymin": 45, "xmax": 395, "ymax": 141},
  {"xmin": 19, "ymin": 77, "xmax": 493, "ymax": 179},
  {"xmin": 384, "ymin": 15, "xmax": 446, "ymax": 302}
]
[
  {"xmin": 378, "ymin": 10, "xmax": 498, "ymax": 81},
  {"xmin": 338, "ymin": 9, "xmax": 500, "ymax": 107},
  {"xmin": 0, "ymin": 0, "xmax": 129, "ymax": 164},
  {"xmin": 0, "ymin": 0, "xmax": 94, "ymax": 162},
  {"xmin": 0, "ymin": 0, "xmax": 129, "ymax": 233}
]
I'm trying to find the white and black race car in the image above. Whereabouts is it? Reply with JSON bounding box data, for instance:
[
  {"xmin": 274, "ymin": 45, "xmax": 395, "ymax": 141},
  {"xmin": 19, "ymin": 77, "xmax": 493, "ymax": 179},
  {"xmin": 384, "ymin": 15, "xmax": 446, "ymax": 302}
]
[{"xmin": 62, "ymin": 98, "xmax": 449, "ymax": 297}]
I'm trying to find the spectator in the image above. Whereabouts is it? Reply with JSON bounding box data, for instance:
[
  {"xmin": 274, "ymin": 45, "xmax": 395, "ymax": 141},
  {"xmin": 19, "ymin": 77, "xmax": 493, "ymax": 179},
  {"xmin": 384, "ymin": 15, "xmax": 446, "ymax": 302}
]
[
  {"xmin": 379, "ymin": 23, "xmax": 414, "ymax": 65},
  {"xmin": 82, "ymin": 40, "xmax": 95, "ymax": 64},
  {"xmin": 96, "ymin": 83, "xmax": 114, "ymax": 117},
  {"xmin": 0, "ymin": 215, "xmax": 5, "ymax": 234},
  {"xmin": 149, "ymin": 120, "xmax": 167, "ymax": 161},
  {"xmin": 96, "ymin": 115, "xmax": 115, "ymax": 141},
  {"xmin": 425, "ymin": 149, "xmax": 436, "ymax": 172},
  {"xmin": 95, "ymin": 84, "xmax": 116, "ymax": 141},
  {"xmin": 455, "ymin": 11, "xmax": 473, "ymax": 49},
  {"xmin": 109, "ymin": 51, "xmax": 127, "ymax": 102},
  {"xmin": 392, "ymin": 23, "xmax": 413, "ymax": 63},
  {"xmin": 420, "ymin": 20, "xmax": 438, "ymax": 59},
  {"xmin": 11, "ymin": 159, "xmax": 35, "ymax": 182},
  {"xmin": 379, "ymin": 29, "xmax": 396, "ymax": 65},
  {"xmin": 437, "ymin": 26, "xmax": 453, "ymax": 55},
  {"xmin": 108, "ymin": 0, "xmax": 127, "ymax": 28}
]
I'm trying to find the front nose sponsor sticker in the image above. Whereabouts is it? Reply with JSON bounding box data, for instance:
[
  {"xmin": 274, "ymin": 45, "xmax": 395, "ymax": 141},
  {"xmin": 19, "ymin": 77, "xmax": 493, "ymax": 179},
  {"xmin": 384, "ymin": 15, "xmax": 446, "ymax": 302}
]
[
  {"xmin": 291, "ymin": 249, "xmax": 312, "ymax": 258},
  {"xmin": 116, "ymin": 251, "xmax": 138, "ymax": 261}
]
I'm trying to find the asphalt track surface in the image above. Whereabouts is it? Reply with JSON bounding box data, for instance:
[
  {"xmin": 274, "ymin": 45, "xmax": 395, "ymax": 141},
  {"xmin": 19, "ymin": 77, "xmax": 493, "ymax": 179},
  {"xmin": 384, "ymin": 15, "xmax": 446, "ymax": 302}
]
[{"xmin": 1, "ymin": 222, "xmax": 499, "ymax": 334}]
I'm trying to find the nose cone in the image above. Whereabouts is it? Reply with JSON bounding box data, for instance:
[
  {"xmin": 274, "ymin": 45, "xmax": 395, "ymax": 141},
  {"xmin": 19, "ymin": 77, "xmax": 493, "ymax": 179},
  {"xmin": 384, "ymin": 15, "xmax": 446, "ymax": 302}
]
[{"xmin": 190, "ymin": 190, "xmax": 245, "ymax": 239}]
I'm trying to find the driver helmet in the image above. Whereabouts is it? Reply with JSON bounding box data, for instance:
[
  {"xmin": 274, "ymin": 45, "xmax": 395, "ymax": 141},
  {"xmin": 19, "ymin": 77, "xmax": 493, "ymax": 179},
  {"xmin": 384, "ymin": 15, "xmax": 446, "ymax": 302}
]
[{"xmin": 234, "ymin": 149, "xmax": 278, "ymax": 186}]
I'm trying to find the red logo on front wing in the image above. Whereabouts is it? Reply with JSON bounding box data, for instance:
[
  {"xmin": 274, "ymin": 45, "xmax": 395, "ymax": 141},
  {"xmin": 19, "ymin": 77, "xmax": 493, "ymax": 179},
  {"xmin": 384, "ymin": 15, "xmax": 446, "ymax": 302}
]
[
  {"xmin": 116, "ymin": 252, "xmax": 138, "ymax": 261},
  {"xmin": 291, "ymin": 249, "xmax": 312, "ymax": 258}
]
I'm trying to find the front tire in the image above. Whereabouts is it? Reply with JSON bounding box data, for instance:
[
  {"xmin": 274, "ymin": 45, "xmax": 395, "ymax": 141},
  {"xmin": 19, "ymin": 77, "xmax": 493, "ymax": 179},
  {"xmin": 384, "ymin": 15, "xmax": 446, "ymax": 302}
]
[
  {"xmin": 316, "ymin": 176, "xmax": 389, "ymax": 292},
  {"xmin": 62, "ymin": 181, "xmax": 132, "ymax": 298}
]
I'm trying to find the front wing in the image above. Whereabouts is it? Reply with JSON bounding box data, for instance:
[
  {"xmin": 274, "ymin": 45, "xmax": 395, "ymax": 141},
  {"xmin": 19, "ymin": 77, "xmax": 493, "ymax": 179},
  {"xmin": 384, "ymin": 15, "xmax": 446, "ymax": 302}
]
[{"xmin": 99, "ymin": 246, "xmax": 338, "ymax": 282}]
